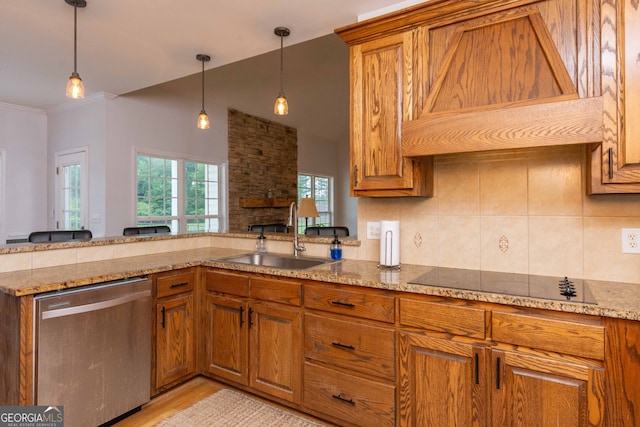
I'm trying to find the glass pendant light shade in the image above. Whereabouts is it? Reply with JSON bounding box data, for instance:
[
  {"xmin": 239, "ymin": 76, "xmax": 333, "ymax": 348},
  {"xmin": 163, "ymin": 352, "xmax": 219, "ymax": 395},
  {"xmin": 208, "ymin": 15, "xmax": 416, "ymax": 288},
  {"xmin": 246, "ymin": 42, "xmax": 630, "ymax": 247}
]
[
  {"xmin": 274, "ymin": 27, "xmax": 290, "ymax": 116},
  {"xmin": 66, "ymin": 72, "xmax": 85, "ymax": 99},
  {"xmin": 197, "ymin": 110, "xmax": 210, "ymax": 129},
  {"xmin": 196, "ymin": 54, "xmax": 211, "ymax": 129},
  {"xmin": 274, "ymin": 94, "xmax": 288, "ymax": 115}
]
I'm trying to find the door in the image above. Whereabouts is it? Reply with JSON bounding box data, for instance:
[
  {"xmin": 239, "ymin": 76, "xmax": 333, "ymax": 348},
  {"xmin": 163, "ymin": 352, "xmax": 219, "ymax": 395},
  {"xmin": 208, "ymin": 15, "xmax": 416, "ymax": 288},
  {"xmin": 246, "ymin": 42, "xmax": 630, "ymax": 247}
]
[
  {"xmin": 350, "ymin": 31, "xmax": 432, "ymax": 197},
  {"xmin": 398, "ymin": 332, "xmax": 488, "ymax": 427},
  {"xmin": 204, "ymin": 293, "xmax": 249, "ymax": 385},
  {"xmin": 156, "ymin": 292, "xmax": 195, "ymax": 388},
  {"xmin": 491, "ymin": 349, "xmax": 604, "ymax": 426},
  {"xmin": 249, "ymin": 301, "xmax": 302, "ymax": 403},
  {"xmin": 55, "ymin": 148, "xmax": 88, "ymax": 230}
]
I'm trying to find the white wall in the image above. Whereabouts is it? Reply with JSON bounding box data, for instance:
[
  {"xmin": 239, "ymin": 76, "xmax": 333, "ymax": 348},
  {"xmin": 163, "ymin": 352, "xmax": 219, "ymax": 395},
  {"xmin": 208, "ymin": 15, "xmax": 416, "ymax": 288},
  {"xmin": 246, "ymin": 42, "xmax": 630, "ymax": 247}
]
[
  {"xmin": 0, "ymin": 103, "xmax": 47, "ymax": 243},
  {"xmin": 47, "ymin": 94, "xmax": 108, "ymax": 237}
]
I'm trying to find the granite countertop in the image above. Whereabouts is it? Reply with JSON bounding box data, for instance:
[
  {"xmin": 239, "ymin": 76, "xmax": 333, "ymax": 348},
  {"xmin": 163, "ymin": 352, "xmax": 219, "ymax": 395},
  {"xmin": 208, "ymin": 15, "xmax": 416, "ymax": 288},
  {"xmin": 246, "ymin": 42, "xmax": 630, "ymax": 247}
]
[{"xmin": 1, "ymin": 248, "xmax": 638, "ymax": 321}]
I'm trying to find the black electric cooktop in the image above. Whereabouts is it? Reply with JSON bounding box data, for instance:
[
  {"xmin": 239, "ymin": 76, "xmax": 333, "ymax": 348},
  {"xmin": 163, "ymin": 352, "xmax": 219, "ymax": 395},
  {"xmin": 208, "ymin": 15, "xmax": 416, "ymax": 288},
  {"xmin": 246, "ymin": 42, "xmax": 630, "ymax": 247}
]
[{"xmin": 409, "ymin": 267, "xmax": 597, "ymax": 304}]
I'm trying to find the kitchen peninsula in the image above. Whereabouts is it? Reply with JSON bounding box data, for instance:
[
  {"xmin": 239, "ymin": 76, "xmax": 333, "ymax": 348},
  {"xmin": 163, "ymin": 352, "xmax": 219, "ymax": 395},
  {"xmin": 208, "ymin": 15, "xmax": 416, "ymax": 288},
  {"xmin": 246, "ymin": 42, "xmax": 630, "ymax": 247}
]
[{"xmin": 1, "ymin": 233, "xmax": 639, "ymax": 426}]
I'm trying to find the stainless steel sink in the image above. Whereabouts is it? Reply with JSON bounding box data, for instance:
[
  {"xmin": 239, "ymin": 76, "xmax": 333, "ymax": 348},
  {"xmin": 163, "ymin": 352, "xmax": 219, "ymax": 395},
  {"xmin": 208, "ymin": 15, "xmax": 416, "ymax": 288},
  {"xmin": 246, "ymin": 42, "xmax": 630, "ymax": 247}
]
[{"xmin": 212, "ymin": 252, "xmax": 333, "ymax": 270}]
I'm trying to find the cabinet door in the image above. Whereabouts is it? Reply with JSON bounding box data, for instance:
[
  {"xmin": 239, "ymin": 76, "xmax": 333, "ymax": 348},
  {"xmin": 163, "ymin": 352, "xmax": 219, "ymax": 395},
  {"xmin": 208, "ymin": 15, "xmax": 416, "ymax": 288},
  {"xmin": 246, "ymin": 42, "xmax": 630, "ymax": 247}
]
[
  {"xmin": 203, "ymin": 293, "xmax": 249, "ymax": 385},
  {"xmin": 491, "ymin": 349, "xmax": 604, "ymax": 426},
  {"xmin": 398, "ymin": 332, "xmax": 488, "ymax": 427},
  {"xmin": 155, "ymin": 293, "xmax": 195, "ymax": 389},
  {"xmin": 249, "ymin": 302, "xmax": 302, "ymax": 404},
  {"xmin": 589, "ymin": 0, "xmax": 640, "ymax": 193},
  {"xmin": 350, "ymin": 31, "xmax": 433, "ymax": 197}
]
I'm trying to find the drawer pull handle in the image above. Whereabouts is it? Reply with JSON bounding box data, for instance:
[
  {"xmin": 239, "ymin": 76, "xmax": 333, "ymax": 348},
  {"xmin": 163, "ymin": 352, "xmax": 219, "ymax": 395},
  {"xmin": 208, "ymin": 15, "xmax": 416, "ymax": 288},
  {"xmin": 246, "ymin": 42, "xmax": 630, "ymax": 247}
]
[
  {"xmin": 496, "ymin": 357, "xmax": 501, "ymax": 390},
  {"xmin": 332, "ymin": 342, "xmax": 355, "ymax": 350},
  {"xmin": 161, "ymin": 306, "xmax": 165, "ymax": 328},
  {"xmin": 249, "ymin": 307, "xmax": 254, "ymax": 329},
  {"xmin": 331, "ymin": 301, "xmax": 355, "ymax": 308},
  {"xmin": 170, "ymin": 282, "xmax": 189, "ymax": 288},
  {"xmin": 332, "ymin": 394, "xmax": 355, "ymax": 406}
]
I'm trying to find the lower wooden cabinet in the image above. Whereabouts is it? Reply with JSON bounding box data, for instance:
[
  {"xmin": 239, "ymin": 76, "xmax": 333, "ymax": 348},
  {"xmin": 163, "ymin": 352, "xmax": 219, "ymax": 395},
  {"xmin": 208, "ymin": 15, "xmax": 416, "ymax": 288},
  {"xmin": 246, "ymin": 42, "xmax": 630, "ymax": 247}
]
[
  {"xmin": 398, "ymin": 296, "xmax": 606, "ymax": 427},
  {"xmin": 491, "ymin": 349, "xmax": 604, "ymax": 426},
  {"xmin": 149, "ymin": 266, "xmax": 630, "ymax": 427},
  {"xmin": 203, "ymin": 269, "xmax": 303, "ymax": 404},
  {"xmin": 249, "ymin": 301, "xmax": 302, "ymax": 403},
  {"xmin": 302, "ymin": 283, "xmax": 396, "ymax": 426},
  {"xmin": 154, "ymin": 268, "xmax": 196, "ymax": 392},
  {"xmin": 203, "ymin": 293, "xmax": 248, "ymax": 384},
  {"xmin": 398, "ymin": 332, "xmax": 488, "ymax": 426}
]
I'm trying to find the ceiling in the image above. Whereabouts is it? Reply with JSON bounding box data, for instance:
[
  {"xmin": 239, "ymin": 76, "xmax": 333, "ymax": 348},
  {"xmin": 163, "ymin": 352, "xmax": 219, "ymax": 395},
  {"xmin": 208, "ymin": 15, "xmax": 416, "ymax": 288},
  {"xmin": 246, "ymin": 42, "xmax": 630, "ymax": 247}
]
[{"xmin": 0, "ymin": 0, "xmax": 422, "ymax": 111}]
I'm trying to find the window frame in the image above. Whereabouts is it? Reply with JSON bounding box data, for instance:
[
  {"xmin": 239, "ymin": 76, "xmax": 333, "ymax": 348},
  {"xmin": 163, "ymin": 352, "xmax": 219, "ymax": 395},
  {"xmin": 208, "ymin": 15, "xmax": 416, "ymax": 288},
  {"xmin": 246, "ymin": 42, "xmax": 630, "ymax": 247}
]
[
  {"xmin": 297, "ymin": 173, "xmax": 334, "ymax": 233},
  {"xmin": 135, "ymin": 151, "xmax": 225, "ymax": 233}
]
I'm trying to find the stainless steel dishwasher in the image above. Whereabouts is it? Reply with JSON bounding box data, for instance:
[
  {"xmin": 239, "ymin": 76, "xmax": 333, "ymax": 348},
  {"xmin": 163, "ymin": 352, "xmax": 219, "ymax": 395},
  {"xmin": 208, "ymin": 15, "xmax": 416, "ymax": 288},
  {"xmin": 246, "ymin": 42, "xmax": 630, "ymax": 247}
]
[{"xmin": 34, "ymin": 277, "xmax": 152, "ymax": 427}]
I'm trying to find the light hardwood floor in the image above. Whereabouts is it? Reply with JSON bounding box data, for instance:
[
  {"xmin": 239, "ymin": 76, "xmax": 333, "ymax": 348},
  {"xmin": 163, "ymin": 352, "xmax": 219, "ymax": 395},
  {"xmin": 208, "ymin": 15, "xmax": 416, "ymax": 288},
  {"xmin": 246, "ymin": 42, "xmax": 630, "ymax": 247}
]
[{"xmin": 113, "ymin": 376, "xmax": 332, "ymax": 427}]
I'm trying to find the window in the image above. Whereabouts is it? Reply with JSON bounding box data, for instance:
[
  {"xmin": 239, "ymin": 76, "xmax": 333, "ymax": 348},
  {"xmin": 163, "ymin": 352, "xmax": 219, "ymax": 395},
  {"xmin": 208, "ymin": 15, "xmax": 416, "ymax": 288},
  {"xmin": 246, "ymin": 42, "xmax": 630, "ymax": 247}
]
[
  {"xmin": 136, "ymin": 154, "xmax": 222, "ymax": 233},
  {"xmin": 297, "ymin": 174, "xmax": 333, "ymax": 234}
]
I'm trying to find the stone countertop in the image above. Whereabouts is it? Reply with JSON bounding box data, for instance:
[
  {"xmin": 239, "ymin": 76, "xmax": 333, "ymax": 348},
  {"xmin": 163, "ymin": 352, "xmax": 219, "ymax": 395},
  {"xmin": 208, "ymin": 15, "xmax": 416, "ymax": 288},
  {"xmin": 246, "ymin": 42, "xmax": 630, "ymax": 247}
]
[{"xmin": 1, "ymin": 248, "xmax": 638, "ymax": 321}]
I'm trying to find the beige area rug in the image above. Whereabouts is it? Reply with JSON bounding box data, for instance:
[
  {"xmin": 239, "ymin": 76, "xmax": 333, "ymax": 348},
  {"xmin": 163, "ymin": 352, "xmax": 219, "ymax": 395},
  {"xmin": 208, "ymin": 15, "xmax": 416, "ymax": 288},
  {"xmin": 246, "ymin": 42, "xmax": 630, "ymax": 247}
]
[{"xmin": 156, "ymin": 389, "xmax": 326, "ymax": 427}]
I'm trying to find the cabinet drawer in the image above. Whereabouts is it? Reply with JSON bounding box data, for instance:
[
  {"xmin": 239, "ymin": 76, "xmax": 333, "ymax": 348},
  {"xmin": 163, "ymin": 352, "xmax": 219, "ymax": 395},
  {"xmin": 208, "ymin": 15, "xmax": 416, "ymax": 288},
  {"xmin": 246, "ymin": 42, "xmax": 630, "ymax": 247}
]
[
  {"xmin": 399, "ymin": 297, "xmax": 487, "ymax": 339},
  {"xmin": 304, "ymin": 283, "xmax": 395, "ymax": 323},
  {"xmin": 251, "ymin": 277, "xmax": 301, "ymax": 306},
  {"xmin": 492, "ymin": 310, "xmax": 605, "ymax": 360},
  {"xmin": 304, "ymin": 362, "xmax": 395, "ymax": 427},
  {"xmin": 304, "ymin": 313, "xmax": 395, "ymax": 379},
  {"xmin": 156, "ymin": 269, "xmax": 195, "ymax": 298},
  {"xmin": 206, "ymin": 270, "xmax": 250, "ymax": 297}
]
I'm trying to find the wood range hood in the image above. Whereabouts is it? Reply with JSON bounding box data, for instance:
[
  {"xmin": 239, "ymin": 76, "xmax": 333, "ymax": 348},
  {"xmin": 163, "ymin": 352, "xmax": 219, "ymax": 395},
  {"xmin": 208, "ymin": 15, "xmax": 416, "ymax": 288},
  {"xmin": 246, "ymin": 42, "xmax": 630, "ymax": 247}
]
[{"xmin": 396, "ymin": 2, "xmax": 604, "ymax": 157}]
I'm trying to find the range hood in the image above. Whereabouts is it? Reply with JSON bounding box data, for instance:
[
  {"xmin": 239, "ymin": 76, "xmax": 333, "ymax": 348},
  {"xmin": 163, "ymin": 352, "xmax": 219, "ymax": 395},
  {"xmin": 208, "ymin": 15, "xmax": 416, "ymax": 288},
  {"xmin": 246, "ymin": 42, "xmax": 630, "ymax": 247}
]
[{"xmin": 401, "ymin": 8, "xmax": 603, "ymax": 157}]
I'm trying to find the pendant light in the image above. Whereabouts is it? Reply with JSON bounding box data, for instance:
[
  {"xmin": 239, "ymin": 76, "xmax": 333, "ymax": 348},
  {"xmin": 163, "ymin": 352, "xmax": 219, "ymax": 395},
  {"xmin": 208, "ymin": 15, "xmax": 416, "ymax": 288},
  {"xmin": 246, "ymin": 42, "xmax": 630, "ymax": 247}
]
[
  {"xmin": 273, "ymin": 27, "xmax": 290, "ymax": 116},
  {"xmin": 65, "ymin": 0, "xmax": 87, "ymax": 99},
  {"xmin": 196, "ymin": 54, "xmax": 211, "ymax": 129}
]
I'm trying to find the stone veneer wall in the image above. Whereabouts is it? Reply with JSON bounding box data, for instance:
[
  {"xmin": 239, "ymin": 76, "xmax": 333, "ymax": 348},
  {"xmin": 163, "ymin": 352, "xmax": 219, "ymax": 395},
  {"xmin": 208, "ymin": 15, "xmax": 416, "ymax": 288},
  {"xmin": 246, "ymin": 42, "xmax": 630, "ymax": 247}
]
[{"xmin": 227, "ymin": 109, "xmax": 298, "ymax": 232}]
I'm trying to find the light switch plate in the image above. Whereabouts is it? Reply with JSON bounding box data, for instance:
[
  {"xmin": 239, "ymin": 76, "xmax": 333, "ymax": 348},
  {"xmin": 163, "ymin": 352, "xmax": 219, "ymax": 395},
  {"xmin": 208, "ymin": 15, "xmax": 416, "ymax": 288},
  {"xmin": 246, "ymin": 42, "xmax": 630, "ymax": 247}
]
[
  {"xmin": 622, "ymin": 228, "xmax": 640, "ymax": 254},
  {"xmin": 367, "ymin": 221, "xmax": 381, "ymax": 239}
]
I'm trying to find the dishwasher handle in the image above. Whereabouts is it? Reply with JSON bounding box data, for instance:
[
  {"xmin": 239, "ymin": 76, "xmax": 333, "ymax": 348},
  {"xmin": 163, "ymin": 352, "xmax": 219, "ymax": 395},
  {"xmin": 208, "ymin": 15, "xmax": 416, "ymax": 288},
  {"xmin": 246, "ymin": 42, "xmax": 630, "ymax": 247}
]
[{"xmin": 41, "ymin": 289, "xmax": 151, "ymax": 320}]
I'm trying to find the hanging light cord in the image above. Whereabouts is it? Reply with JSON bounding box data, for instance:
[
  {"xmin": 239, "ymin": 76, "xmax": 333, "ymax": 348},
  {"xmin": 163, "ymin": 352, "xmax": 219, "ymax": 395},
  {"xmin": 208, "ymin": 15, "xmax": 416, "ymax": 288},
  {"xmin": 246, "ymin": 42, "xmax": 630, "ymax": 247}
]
[
  {"xmin": 279, "ymin": 34, "xmax": 284, "ymax": 95},
  {"xmin": 73, "ymin": 1, "xmax": 78, "ymax": 74},
  {"xmin": 201, "ymin": 58, "xmax": 205, "ymax": 111}
]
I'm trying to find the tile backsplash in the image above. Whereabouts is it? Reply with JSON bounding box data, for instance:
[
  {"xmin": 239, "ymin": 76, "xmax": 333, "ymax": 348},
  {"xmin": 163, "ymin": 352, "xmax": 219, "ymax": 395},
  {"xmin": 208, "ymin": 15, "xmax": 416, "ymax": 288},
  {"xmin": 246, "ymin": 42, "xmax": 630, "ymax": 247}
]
[{"xmin": 357, "ymin": 145, "xmax": 640, "ymax": 284}]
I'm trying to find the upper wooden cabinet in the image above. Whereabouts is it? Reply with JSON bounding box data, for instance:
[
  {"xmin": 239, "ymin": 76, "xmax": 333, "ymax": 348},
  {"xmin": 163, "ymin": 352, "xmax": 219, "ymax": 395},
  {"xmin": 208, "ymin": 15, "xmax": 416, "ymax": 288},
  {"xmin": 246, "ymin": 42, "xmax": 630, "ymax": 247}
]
[
  {"xmin": 587, "ymin": 0, "xmax": 640, "ymax": 193},
  {"xmin": 338, "ymin": 0, "xmax": 640, "ymax": 194},
  {"xmin": 339, "ymin": 25, "xmax": 434, "ymax": 197}
]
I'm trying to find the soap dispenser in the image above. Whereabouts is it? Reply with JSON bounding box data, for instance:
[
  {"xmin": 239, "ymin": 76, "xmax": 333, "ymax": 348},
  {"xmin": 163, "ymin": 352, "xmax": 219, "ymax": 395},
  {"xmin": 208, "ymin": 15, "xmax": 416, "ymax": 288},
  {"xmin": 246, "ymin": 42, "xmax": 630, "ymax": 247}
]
[
  {"xmin": 256, "ymin": 231, "xmax": 267, "ymax": 253},
  {"xmin": 330, "ymin": 233, "xmax": 342, "ymax": 260}
]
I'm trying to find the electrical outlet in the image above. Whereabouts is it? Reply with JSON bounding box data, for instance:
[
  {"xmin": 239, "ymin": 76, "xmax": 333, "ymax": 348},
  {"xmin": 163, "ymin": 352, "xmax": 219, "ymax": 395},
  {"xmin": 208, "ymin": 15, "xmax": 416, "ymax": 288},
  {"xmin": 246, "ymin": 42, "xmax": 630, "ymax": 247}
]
[
  {"xmin": 622, "ymin": 228, "xmax": 640, "ymax": 254},
  {"xmin": 367, "ymin": 221, "xmax": 381, "ymax": 239}
]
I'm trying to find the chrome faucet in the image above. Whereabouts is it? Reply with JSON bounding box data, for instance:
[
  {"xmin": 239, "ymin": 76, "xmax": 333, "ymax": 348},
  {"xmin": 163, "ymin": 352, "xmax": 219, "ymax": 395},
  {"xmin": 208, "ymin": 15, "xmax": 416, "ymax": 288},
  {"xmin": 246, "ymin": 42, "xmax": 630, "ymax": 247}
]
[{"xmin": 288, "ymin": 201, "xmax": 306, "ymax": 256}]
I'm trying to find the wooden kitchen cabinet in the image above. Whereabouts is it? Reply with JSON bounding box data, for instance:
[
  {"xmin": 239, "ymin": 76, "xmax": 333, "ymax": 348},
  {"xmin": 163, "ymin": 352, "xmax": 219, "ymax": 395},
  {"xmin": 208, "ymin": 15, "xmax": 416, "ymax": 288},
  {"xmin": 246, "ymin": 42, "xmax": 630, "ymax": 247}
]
[
  {"xmin": 337, "ymin": 0, "xmax": 616, "ymax": 193},
  {"xmin": 303, "ymin": 282, "xmax": 396, "ymax": 426},
  {"xmin": 491, "ymin": 308, "xmax": 606, "ymax": 426},
  {"xmin": 339, "ymin": 28, "xmax": 433, "ymax": 197},
  {"xmin": 203, "ymin": 269, "xmax": 303, "ymax": 404},
  {"xmin": 399, "ymin": 332, "xmax": 488, "ymax": 426},
  {"xmin": 491, "ymin": 349, "xmax": 604, "ymax": 426},
  {"xmin": 588, "ymin": 0, "xmax": 640, "ymax": 193},
  {"xmin": 398, "ymin": 296, "xmax": 489, "ymax": 426},
  {"xmin": 154, "ymin": 268, "xmax": 196, "ymax": 393},
  {"xmin": 399, "ymin": 296, "xmax": 606, "ymax": 426}
]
